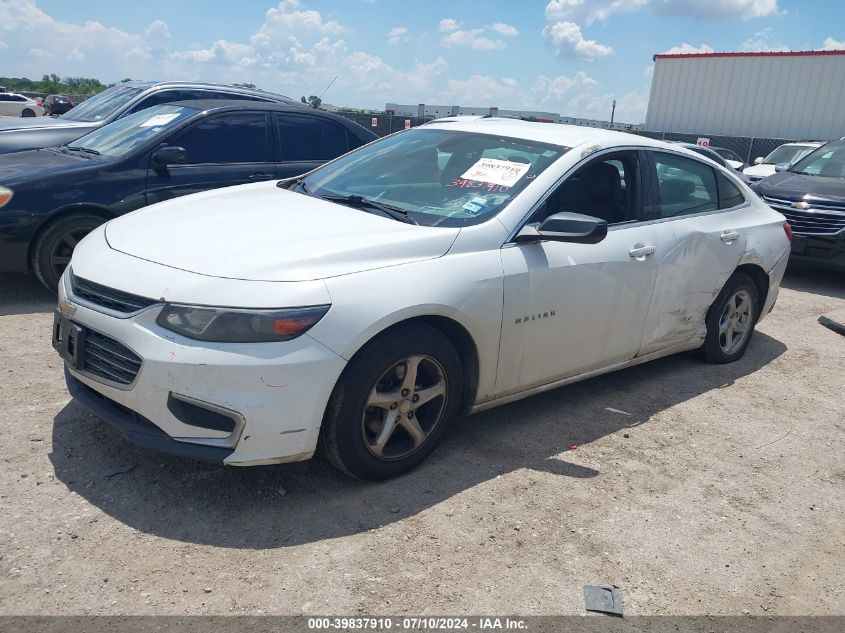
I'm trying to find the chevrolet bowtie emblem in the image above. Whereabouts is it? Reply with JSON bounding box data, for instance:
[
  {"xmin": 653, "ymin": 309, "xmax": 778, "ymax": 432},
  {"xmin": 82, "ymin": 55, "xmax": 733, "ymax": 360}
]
[{"xmin": 792, "ymin": 201, "xmax": 811, "ymax": 210}]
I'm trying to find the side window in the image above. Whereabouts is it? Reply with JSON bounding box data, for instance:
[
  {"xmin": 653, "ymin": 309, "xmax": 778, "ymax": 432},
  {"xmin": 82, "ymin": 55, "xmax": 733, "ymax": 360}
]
[
  {"xmin": 128, "ymin": 90, "xmax": 200, "ymax": 114},
  {"xmin": 0, "ymin": 95, "xmax": 9, "ymax": 102},
  {"xmin": 170, "ymin": 113, "xmax": 268, "ymax": 164},
  {"xmin": 717, "ymin": 173, "xmax": 745, "ymax": 209},
  {"xmin": 536, "ymin": 152, "xmax": 641, "ymax": 225},
  {"xmin": 652, "ymin": 152, "xmax": 718, "ymax": 218},
  {"xmin": 275, "ymin": 115, "xmax": 350, "ymax": 161}
]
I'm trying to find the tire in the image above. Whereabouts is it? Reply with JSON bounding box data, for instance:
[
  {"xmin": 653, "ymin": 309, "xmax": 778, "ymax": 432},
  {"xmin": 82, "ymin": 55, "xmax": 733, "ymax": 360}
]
[
  {"xmin": 697, "ymin": 271, "xmax": 760, "ymax": 364},
  {"xmin": 31, "ymin": 214, "xmax": 105, "ymax": 292},
  {"xmin": 320, "ymin": 324, "xmax": 463, "ymax": 480},
  {"xmin": 21, "ymin": 108, "xmax": 35, "ymax": 117}
]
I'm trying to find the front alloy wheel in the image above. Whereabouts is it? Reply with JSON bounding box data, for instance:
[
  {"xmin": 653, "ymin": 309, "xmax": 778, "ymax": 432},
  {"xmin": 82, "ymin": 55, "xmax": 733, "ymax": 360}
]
[
  {"xmin": 363, "ymin": 355, "xmax": 447, "ymax": 460},
  {"xmin": 321, "ymin": 324, "xmax": 463, "ymax": 480}
]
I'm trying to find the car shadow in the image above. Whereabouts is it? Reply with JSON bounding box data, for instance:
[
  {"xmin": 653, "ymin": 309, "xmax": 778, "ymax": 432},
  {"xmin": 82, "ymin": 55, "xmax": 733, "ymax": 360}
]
[
  {"xmin": 0, "ymin": 273, "xmax": 55, "ymax": 316},
  {"xmin": 49, "ymin": 331, "xmax": 787, "ymax": 549},
  {"xmin": 782, "ymin": 264, "xmax": 845, "ymax": 300}
]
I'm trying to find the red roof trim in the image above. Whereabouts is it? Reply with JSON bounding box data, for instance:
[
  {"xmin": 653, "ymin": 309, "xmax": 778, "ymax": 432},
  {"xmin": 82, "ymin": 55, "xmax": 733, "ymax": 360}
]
[{"xmin": 654, "ymin": 50, "xmax": 845, "ymax": 60}]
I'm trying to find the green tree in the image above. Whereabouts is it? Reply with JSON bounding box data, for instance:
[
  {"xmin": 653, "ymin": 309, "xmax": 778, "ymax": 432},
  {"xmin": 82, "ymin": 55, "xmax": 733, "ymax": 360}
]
[{"xmin": 300, "ymin": 95, "xmax": 322, "ymax": 109}]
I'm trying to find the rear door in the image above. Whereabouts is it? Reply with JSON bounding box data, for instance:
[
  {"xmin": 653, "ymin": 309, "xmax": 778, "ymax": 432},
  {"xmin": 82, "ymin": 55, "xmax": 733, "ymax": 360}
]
[
  {"xmin": 273, "ymin": 112, "xmax": 353, "ymax": 178},
  {"xmin": 639, "ymin": 150, "xmax": 749, "ymax": 355},
  {"xmin": 145, "ymin": 111, "xmax": 275, "ymax": 203}
]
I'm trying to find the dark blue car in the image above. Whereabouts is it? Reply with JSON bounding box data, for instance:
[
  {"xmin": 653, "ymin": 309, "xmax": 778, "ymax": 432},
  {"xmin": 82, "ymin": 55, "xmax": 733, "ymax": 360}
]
[{"xmin": 0, "ymin": 100, "xmax": 377, "ymax": 290}]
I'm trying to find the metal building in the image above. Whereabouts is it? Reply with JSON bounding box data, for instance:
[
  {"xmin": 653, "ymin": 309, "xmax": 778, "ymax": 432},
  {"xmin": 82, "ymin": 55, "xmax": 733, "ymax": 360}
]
[{"xmin": 645, "ymin": 50, "xmax": 845, "ymax": 140}]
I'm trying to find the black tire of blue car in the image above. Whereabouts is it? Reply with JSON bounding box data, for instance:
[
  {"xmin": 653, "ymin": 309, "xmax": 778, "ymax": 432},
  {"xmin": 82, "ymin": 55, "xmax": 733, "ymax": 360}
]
[
  {"xmin": 321, "ymin": 323, "xmax": 463, "ymax": 480},
  {"xmin": 31, "ymin": 214, "xmax": 105, "ymax": 292},
  {"xmin": 697, "ymin": 271, "xmax": 760, "ymax": 364}
]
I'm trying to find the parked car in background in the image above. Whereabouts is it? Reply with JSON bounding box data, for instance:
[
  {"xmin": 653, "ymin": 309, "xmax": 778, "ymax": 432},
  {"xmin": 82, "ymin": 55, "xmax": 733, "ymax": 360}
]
[
  {"xmin": 0, "ymin": 81, "xmax": 293, "ymax": 155},
  {"xmin": 753, "ymin": 139, "xmax": 845, "ymax": 271},
  {"xmin": 0, "ymin": 93, "xmax": 45, "ymax": 118},
  {"xmin": 709, "ymin": 146, "xmax": 746, "ymax": 170},
  {"xmin": 673, "ymin": 142, "xmax": 750, "ymax": 183},
  {"xmin": 53, "ymin": 120, "xmax": 790, "ymax": 479},
  {"xmin": 43, "ymin": 95, "xmax": 75, "ymax": 116},
  {"xmin": 743, "ymin": 142, "xmax": 823, "ymax": 183},
  {"xmin": 0, "ymin": 100, "xmax": 376, "ymax": 290}
]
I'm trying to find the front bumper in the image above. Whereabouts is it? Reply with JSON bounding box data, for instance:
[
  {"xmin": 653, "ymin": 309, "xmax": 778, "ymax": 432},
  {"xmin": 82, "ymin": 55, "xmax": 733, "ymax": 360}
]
[{"xmin": 57, "ymin": 272, "xmax": 347, "ymax": 466}]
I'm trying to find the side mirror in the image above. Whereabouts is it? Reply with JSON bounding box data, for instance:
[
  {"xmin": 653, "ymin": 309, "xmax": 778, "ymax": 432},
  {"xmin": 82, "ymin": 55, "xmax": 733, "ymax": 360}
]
[
  {"xmin": 152, "ymin": 146, "xmax": 187, "ymax": 167},
  {"xmin": 774, "ymin": 162, "xmax": 791, "ymax": 173},
  {"xmin": 514, "ymin": 212, "xmax": 608, "ymax": 245},
  {"xmin": 754, "ymin": 157, "xmax": 764, "ymax": 165}
]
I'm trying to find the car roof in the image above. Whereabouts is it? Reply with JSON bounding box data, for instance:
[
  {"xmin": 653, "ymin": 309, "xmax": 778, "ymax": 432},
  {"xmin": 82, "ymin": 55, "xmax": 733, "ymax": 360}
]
[
  {"xmin": 166, "ymin": 99, "xmax": 338, "ymax": 114},
  {"xmin": 423, "ymin": 117, "xmax": 674, "ymax": 150},
  {"xmin": 123, "ymin": 80, "xmax": 293, "ymax": 103}
]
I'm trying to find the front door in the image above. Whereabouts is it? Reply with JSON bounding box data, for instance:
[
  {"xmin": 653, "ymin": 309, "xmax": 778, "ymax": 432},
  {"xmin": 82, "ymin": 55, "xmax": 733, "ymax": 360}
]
[
  {"xmin": 146, "ymin": 111, "xmax": 276, "ymax": 203},
  {"xmin": 496, "ymin": 150, "xmax": 660, "ymax": 397}
]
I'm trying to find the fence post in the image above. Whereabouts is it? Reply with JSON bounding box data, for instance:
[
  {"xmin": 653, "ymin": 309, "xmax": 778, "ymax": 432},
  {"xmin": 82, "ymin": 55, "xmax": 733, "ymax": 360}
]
[{"xmin": 746, "ymin": 137, "xmax": 755, "ymax": 166}]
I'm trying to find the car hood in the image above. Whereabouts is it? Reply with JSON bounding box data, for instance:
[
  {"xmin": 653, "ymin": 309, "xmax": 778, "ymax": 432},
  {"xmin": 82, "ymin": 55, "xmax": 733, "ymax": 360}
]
[
  {"xmin": 756, "ymin": 171, "xmax": 845, "ymax": 204},
  {"xmin": 105, "ymin": 182, "xmax": 461, "ymax": 282},
  {"xmin": 0, "ymin": 148, "xmax": 94, "ymax": 183},
  {"xmin": 743, "ymin": 164, "xmax": 775, "ymax": 178},
  {"xmin": 0, "ymin": 117, "xmax": 92, "ymax": 131}
]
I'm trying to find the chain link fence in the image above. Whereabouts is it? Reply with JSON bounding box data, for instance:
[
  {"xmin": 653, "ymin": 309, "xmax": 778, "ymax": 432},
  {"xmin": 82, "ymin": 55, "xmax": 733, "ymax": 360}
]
[
  {"xmin": 629, "ymin": 130, "xmax": 805, "ymax": 165},
  {"xmin": 332, "ymin": 112, "xmax": 431, "ymax": 136}
]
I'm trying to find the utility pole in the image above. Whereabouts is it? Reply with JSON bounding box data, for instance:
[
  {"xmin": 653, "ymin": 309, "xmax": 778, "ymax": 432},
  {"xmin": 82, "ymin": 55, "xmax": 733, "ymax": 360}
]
[{"xmin": 610, "ymin": 99, "xmax": 616, "ymax": 128}]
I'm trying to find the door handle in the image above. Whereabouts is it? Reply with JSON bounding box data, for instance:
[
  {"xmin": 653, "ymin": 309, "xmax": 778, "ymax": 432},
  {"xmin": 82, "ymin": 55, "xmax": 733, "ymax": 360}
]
[
  {"xmin": 721, "ymin": 231, "xmax": 740, "ymax": 243},
  {"xmin": 629, "ymin": 244, "xmax": 656, "ymax": 259},
  {"xmin": 248, "ymin": 172, "xmax": 274, "ymax": 181}
]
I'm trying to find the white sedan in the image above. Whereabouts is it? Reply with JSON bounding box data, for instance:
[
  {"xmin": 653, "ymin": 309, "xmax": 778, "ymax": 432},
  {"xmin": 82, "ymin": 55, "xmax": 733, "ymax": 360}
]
[
  {"xmin": 0, "ymin": 93, "xmax": 44, "ymax": 117},
  {"xmin": 55, "ymin": 119, "xmax": 791, "ymax": 480}
]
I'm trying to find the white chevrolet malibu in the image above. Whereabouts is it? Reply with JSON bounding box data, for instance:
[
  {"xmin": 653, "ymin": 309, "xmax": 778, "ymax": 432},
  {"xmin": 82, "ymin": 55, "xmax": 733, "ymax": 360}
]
[{"xmin": 54, "ymin": 118, "xmax": 792, "ymax": 480}]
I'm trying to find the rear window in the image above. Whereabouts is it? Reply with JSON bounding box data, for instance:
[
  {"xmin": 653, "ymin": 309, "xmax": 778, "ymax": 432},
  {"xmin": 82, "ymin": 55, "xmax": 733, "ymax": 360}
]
[
  {"xmin": 717, "ymin": 173, "xmax": 745, "ymax": 209},
  {"xmin": 275, "ymin": 114, "xmax": 350, "ymax": 161}
]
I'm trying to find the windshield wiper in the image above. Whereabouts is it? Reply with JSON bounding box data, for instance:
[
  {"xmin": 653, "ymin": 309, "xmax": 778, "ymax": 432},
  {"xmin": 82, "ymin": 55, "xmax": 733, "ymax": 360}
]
[
  {"xmin": 67, "ymin": 146, "xmax": 101, "ymax": 156},
  {"xmin": 317, "ymin": 194, "xmax": 418, "ymax": 225},
  {"xmin": 279, "ymin": 177, "xmax": 309, "ymax": 194}
]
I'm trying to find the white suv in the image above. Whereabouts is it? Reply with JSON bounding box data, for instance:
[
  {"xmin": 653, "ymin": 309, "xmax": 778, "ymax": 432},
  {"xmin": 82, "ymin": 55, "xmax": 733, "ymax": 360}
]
[
  {"xmin": 0, "ymin": 92, "xmax": 44, "ymax": 117},
  {"xmin": 54, "ymin": 119, "xmax": 792, "ymax": 480},
  {"xmin": 743, "ymin": 142, "xmax": 823, "ymax": 183}
]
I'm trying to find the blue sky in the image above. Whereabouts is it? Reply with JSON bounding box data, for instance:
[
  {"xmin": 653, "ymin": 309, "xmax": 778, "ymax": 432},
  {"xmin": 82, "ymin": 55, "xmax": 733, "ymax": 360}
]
[{"xmin": 2, "ymin": 0, "xmax": 843, "ymax": 123}]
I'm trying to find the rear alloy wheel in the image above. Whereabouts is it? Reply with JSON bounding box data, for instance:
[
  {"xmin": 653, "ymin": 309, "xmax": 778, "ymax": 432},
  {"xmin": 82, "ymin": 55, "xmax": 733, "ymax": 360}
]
[
  {"xmin": 321, "ymin": 324, "xmax": 462, "ymax": 480},
  {"xmin": 21, "ymin": 108, "xmax": 36, "ymax": 117},
  {"xmin": 31, "ymin": 214, "xmax": 105, "ymax": 292},
  {"xmin": 698, "ymin": 272, "xmax": 760, "ymax": 363}
]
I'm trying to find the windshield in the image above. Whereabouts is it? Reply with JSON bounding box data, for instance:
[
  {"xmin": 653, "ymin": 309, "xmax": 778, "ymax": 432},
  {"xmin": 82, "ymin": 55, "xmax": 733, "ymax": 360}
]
[
  {"xmin": 791, "ymin": 143, "xmax": 845, "ymax": 179},
  {"xmin": 762, "ymin": 144, "xmax": 817, "ymax": 166},
  {"xmin": 713, "ymin": 148, "xmax": 740, "ymax": 162},
  {"xmin": 65, "ymin": 104, "xmax": 197, "ymax": 158},
  {"xmin": 300, "ymin": 128, "xmax": 568, "ymax": 227},
  {"xmin": 59, "ymin": 85, "xmax": 141, "ymax": 122}
]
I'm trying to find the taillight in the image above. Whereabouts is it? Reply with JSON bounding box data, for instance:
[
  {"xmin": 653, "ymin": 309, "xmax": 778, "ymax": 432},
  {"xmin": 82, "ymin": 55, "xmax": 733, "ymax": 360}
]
[{"xmin": 783, "ymin": 221, "xmax": 793, "ymax": 242}]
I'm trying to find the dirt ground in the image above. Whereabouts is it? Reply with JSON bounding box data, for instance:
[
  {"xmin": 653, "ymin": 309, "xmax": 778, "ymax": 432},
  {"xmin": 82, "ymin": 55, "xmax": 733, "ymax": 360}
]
[{"xmin": 0, "ymin": 267, "xmax": 842, "ymax": 616}]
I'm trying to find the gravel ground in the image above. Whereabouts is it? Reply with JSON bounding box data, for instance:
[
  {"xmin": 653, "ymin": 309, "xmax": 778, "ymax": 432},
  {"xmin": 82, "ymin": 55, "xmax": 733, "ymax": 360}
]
[{"xmin": 0, "ymin": 268, "xmax": 842, "ymax": 616}]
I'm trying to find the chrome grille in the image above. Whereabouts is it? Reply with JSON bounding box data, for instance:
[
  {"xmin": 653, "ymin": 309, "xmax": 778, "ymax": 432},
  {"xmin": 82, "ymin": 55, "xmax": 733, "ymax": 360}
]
[
  {"xmin": 71, "ymin": 274, "xmax": 157, "ymax": 315},
  {"xmin": 82, "ymin": 330, "xmax": 142, "ymax": 386},
  {"xmin": 762, "ymin": 196, "xmax": 845, "ymax": 236}
]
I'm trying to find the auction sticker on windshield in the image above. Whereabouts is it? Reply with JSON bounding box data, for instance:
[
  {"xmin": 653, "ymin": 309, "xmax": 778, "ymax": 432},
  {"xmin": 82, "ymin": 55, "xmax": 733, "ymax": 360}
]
[
  {"xmin": 462, "ymin": 158, "xmax": 531, "ymax": 187},
  {"xmin": 140, "ymin": 113, "xmax": 180, "ymax": 127}
]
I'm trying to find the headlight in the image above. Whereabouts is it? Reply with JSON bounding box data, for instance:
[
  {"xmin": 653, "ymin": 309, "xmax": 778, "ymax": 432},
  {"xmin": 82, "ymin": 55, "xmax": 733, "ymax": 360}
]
[
  {"xmin": 156, "ymin": 304, "xmax": 330, "ymax": 342},
  {"xmin": 0, "ymin": 186, "xmax": 13, "ymax": 208}
]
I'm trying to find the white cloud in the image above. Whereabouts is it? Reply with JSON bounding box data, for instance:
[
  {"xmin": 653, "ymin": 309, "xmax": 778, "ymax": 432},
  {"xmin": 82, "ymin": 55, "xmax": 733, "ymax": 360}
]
[
  {"xmin": 545, "ymin": 0, "xmax": 648, "ymax": 25},
  {"xmin": 489, "ymin": 22, "xmax": 519, "ymax": 37},
  {"xmin": 543, "ymin": 21, "xmax": 613, "ymax": 60},
  {"xmin": 740, "ymin": 28, "xmax": 789, "ymax": 52},
  {"xmin": 644, "ymin": 63, "xmax": 654, "ymax": 78},
  {"xmin": 663, "ymin": 42, "xmax": 715, "ymax": 54},
  {"xmin": 822, "ymin": 36, "xmax": 845, "ymax": 50},
  {"xmin": 438, "ymin": 18, "xmax": 460, "ymax": 32},
  {"xmin": 386, "ymin": 26, "xmax": 408, "ymax": 45},
  {"xmin": 441, "ymin": 29, "xmax": 506, "ymax": 51},
  {"xmin": 546, "ymin": 0, "xmax": 781, "ymax": 23},
  {"xmin": 652, "ymin": 0, "xmax": 781, "ymax": 19}
]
